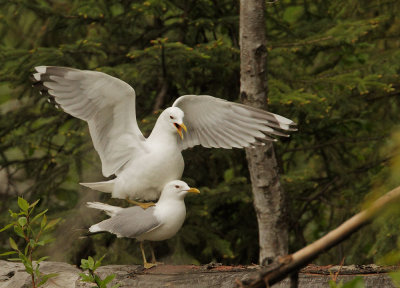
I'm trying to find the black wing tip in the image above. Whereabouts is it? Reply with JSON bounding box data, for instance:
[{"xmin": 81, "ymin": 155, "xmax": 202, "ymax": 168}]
[
  {"xmin": 32, "ymin": 65, "xmax": 78, "ymax": 80},
  {"xmin": 287, "ymin": 123, "xmax": 298, "ymax": 132},
  {"xmin": 29, "ymin": 75, "xmax": 40, "ymax": 84},
  {"xmin": 256, "ymin": 135, "xmax": 278, "ymax": 143},
  {"xmin": 77, "ymin": 229, "xmax": 107, "ymax": 238},
  {"xmin": 31, "ymin": 69, "xmax": 60, "ymax": 108}
]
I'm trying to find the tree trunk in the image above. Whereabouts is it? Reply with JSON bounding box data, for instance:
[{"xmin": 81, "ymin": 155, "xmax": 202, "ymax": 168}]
[{"xmin": 239, "ymin": 0, "xmax": 288, "ymax": 264}]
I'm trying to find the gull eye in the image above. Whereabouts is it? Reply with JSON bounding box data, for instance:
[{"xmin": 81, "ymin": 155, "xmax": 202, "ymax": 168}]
[
  {"xmin": 170, "ymin": 116, "xmax": 174, "ymax": 119},
  {"xmin": 175, "ymin": 185, "xmax": 180, "ymax": 188}
]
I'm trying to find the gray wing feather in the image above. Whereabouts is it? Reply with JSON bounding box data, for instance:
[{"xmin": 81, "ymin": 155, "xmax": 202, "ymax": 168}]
[
  {"xmin": 172, "ymin": 95, "xmax": 296, "ymax": 150},
  {"xmin": 32, "ymin": 66, "xmax": 146, "ymax": 177},
  {"xmin": 96, "ymin": 206, "xmax": 160, "ymax": 238}
]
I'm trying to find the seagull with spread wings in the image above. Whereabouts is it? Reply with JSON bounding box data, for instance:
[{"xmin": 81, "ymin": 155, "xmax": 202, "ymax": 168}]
[{"xmin": 32, "ymin": 66, "xmax": 296, "ymax": 207}]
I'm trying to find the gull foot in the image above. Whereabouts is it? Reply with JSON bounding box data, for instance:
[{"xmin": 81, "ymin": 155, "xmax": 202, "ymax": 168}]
[
  {"xmin": 143, "ymin": 262, "xmax": 157, "ymax": 269},
  {"xmin": 138, "ymin": 202, "xmax": 156, "ymax": 209},
  {"xmin": 125, "ymin": 198, "xmax": 156, "ymax": 209},
  {"xmin": 151, "ymin": 261, "xmax": 164, "ymax": 265}
]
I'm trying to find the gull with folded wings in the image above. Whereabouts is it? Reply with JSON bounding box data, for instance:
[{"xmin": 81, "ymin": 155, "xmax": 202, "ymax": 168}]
[{"xmin": 86, "ymin": 180, "xmax": 200, "ymax": 268}]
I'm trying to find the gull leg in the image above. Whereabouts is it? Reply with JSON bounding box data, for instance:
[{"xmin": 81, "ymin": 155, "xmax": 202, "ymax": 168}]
[
  {"xmin": 125, "ymin": 198, "xmax": 155, "ymax": 209},
  {"xmin": 140, "ymin": 242, "xmax": 156, "ymax": 269},
  {"xmin": 150, "ymin": 242, "xmax": 164, "ymax": 265}
]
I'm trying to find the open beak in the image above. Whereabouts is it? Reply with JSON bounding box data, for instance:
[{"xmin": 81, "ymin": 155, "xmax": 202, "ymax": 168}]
[
  {"xmin": 186, "ymin": 187, "xmax": 200, "ymax": 194},
  {"xmin": 174, "ymin": 123, "xmax": 187, "ymax": 140}
]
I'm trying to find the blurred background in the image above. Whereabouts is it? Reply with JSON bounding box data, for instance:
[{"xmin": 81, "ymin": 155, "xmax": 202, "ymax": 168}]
[{"xmin": 0, "ymin": 0, "xmax": 400, "ymax": 267}]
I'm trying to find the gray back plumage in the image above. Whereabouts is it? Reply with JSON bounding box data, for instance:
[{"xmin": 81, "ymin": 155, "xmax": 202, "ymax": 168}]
[{"xmin": 97, "ymin": 206, "xmax": 160, "ymax": 238}]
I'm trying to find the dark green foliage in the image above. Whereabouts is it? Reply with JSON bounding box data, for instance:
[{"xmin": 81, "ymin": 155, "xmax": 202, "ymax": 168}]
[
  {"xmin": 267, "ymin": 0, "xmax": 400, "ymax": 265},
  {"xmin": 0, "ymin": 0, "xmax": 400, "ymax": 266}
]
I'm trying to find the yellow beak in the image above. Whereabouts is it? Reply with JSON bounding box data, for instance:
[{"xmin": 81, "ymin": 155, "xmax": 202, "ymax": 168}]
[
  {"xmin": 186, "ymin": 187, "xmax": 200, "ymax": 194},
  {"xmin": 175, "ymin": 123, "xmax": 187, "ymax": 140}
]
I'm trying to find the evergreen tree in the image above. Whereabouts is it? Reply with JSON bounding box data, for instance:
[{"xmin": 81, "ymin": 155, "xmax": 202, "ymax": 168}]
[{"xmin": 0, "ymin": 0, "xmax": 399, "ymax": 266}]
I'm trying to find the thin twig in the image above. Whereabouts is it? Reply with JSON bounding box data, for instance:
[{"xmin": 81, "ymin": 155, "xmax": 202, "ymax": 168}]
[{"xmin": 332, "ymin": 257, "xmax": 345, "ymax": 282}]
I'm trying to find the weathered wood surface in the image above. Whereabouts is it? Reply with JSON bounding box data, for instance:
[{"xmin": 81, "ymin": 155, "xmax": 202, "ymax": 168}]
[{"xmin": 0, "ymin": 261, "xmax": 397, "ymax": 288}]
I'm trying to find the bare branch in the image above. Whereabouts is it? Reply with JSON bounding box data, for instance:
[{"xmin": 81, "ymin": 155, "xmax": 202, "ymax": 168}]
[{"xmin": 238, "ymin": 185, "xmax": 400, "ymax": 288}]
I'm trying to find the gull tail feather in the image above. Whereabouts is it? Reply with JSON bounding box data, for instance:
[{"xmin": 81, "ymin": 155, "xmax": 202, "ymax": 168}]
[
  {"xmin": 76, "ymin": 228, "xmax": 107, "ymax": 239},
  {"xmin": 88, "ymin": 224, "xmax": 103, "ymax": 233},
  {"xmin": 80, "ymin": 179, "xmax": 115, "ymax": 193},
  {"xmin": 86, "ymin": 201, "xmax": 123, "ymax": 217}
]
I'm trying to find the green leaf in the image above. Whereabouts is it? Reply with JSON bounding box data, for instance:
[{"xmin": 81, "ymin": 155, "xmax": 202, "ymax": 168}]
[
  {"xmin": 41, "ymin": 215, "xmax": 47, "ymax": 229},
  {"xmin": 80, "ymin": 259, "xmax": 89, "ymax": 269},
  {"xmin": 329, "ymin": 280, "xmax": 343, "ymax": 288},
  {"xmin": 31, "ymin": 209, "xmax": 48, "ymax": 224},
  {"xmin": 37, "ymin": 256, "xmax": 49, "ymax": 263},
  {"xmin": 342, "ymin": 277, "xmax": 364, "ymax": 288},
  {"xmin": 390, "ymin": 271, "xmax": 400, "ymax": 287},
  {"xmin": 94, "ymin": 254, "xmax": 105, "ymax": 270},
  {"xmin": 35, "ymin": 263, "xmax": 40, "ymax": 278},
  {"xmin": 9, "ymin": 210, "xmax": 18, "ymax": 218},
  {"xmin": 0, "ymin": 223, "xmax": 15, "ymax": 232},
  {"xmin": 29, "ymin": 199, "xmax": 40, "ymax": 209},
  {"xmin": 88, "ymin": 256, "xmax": 95, "ymax": 270},
  {"xmin": 19, "ymin": 253, "xmax": 29, "ymax": 264},
  {"xmin": 103, "ymin": 274, "xmax": 116, "ymax": 285},
  {"xmin": 24, "ymin": 243, "xmax": 29, "ymax": 256},
  {"xmin": 38, "ymin": 273, "xmax": 58, "ymax": 287},
  {"xmin": 45, "ymin": 238, "xmax": 56, "ymax": 244},
  {"xmin": 79, "ymin": 272, "xmax": 94, "ymax": 282},
  {"xmin": 17, "ymin": 197, "xmax": 29, "ymax": 213},
  {"xmin": 38, "ymin": 278, "xmax": 48, "ymax": 286},
  {"xmin": 37, "ymin": 238, "xmax": 55, "ymax": 246},
  {"xmin": 94, "ymin": 274, "xmax": 103, "ymax": 286},
  {"xmin": 43, "ymin": 218, "xmax": 60, "ymax": 231},
  {"xmin": 14, "ymin": 225, "xmax": 25, "ymax": 239},
  {"xmin": 111, "ymin": 284, "xmax": 121, "ymax": 288},
  {"xmin": 0, "ymin": 251, "xmax": 17, "ymax": 257},
  {"xmin": 18, "ymin": 217, "xmax": 27, "ymax": 227},
  {"xmin": 23, "ymin": 261, "xmax": 33, "ymax": 275},
  {"xmin": 9, "ymin": 237, "xmax": 19, "ymax": 251},
  {"xmin": 7, "ymin": 258, "xmax": 22, "ymax": 262},
  {"xmin": 390, "ymin": 271, "xmax": 400, "ymax": 286},
  {"xmin": 29, "ymin": 239, "xmax": 36, "ymax": 249}
]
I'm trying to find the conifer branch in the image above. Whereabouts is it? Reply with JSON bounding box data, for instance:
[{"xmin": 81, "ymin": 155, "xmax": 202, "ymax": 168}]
[
  {"xmin": 284, "ymin": 136, "xmax": 386, "ymax": 152},
  {"xmin": 268, "ymin": 36, "xmax": 334, "ymax": 48}
]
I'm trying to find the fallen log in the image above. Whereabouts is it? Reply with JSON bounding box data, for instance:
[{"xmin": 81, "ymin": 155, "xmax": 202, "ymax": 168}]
[{"xmin": 0, "ymin": 260, "xmax": 397, "ymax": 288}]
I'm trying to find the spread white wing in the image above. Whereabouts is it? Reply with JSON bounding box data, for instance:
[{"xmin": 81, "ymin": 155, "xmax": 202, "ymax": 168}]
[
  {"xmin": 33, "ymin": 66, "xmax": 146, "ymax": 177},
  {"xmin": 172, "ymin": 95, "xmax": 296, "ymax": 150}
]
